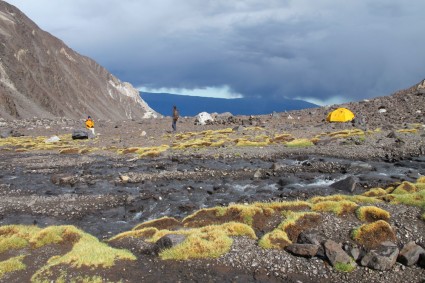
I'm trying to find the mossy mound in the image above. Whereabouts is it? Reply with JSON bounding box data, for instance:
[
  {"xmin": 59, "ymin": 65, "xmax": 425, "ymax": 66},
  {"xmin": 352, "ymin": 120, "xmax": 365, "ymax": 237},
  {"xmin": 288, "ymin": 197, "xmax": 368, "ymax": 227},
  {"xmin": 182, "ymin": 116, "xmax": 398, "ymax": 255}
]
[
  {"xmin": 285, "ymin": 138, "xmax": 314, "ymax": 148},
  {"xmin": 312, "ymin": 200, "xmax": 358, "ymax": 216},
  {"xmin": 356, "ymin": 206, "xmax": 390, "ymax": 222},
  {"xmin": 351, "ymin": 220, "xmax": 396, "ymax": 249},
  {"xmin": 182, "ymin": 204, "xmax": 274, "ymax": 229},
  {"xmin": 259, "ymin": 211, "xmax": 320, "ymax": 249},
  {"xmin": 0, "ymin": 225, "xmax": 135, "ymax": 282},
  {"xmin": 133, "ymin": 217, "xmax": 181, "ymax": 231},
  {"xmin": 362, "ymin": 188, "xmax": 387, "ymax": 197}
]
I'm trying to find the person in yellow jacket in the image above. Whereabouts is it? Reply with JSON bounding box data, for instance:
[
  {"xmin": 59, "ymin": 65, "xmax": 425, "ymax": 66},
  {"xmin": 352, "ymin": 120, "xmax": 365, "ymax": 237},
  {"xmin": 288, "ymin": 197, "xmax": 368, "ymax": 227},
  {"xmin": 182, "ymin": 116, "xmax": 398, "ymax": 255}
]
[{"xmin": 85, "ymin": 116, "xmax": 95, "ymax": 135}]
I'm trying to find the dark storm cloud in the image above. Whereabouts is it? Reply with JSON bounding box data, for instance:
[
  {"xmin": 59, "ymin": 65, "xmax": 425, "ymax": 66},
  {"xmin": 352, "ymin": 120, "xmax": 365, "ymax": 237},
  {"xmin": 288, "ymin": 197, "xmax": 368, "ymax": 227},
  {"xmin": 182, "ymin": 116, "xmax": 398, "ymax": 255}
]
[{"xmin": 6, "ymin": 0, "xmax": 425, "ymax": 104}]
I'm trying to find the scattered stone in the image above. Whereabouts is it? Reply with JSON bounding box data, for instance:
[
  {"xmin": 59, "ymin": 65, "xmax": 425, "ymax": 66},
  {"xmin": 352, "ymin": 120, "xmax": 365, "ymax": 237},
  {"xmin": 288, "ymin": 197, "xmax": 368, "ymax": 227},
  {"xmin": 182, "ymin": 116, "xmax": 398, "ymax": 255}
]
[
  {"xmin": 360, "ymin": 241, "xmax": 399, "ymax": 271},
  {"xmin": 397, "ymin": 241, "xmax": 425, "ymax": 266},
  {"xmin": 297, "ymin": 230, "xmax": 325, "ymax": 246},
  {"xmin": 120, "ymin": 175, "xmax": 130, "ymax": 183},
  {"xmin": 153, "ymin": 234, "xmax": 186, "ymax": 255},
  {"xmin": 72, "ymin": 129, "xmax": 89, "ymax": 140},
  {"xmin": 323, "ymin": 240, "xmax": 355, "ymax": 268},
  {"xmin": 285, "ymin": 243, "xmax": 319, "ymax": 258},
  {"xmin": 330, "ymin": 176, "xmax": 358, "ymax": 193},
  {"xmin": 253, "ymin": 169, "xmax": 263, "ymax": 179}
]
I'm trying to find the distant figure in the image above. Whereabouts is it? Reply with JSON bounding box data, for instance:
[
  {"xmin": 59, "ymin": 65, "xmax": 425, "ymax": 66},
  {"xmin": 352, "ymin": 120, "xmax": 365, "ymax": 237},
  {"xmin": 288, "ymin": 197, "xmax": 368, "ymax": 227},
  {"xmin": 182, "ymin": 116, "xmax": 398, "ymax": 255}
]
[
  {"xmin": 172, "ymin": 106, "xmax": 179, "ymax": 132},
  {"xmin": 85, "ymin": 116, "xmax": 95, "ymax": 135}
]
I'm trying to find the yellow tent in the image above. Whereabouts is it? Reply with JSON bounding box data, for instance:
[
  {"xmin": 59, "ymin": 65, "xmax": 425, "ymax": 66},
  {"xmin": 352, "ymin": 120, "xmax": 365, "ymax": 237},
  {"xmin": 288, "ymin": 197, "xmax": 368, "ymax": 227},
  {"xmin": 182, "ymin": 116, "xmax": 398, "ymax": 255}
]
[{"xmin": 326, "ymin": 108, "xmax": 355, "ymax": 122}]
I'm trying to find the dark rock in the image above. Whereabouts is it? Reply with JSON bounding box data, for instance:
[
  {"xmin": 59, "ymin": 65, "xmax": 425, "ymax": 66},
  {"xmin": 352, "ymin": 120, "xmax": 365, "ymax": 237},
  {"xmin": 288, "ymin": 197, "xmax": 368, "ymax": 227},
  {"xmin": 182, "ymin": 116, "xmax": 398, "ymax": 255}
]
[
  {"xmin": 285, "ymin": 243, "xmax": 319, "ymax": 258},
  {"xmin": 397, "ymin": 241, "xmax": 425, "ymax": 266},
  {"xmin": 0, "ymin": 128, "xmax": 24, "ymax": 138},
  {"xmin": 418, "ymin": 253, "xmax": 425, "ymax": 268},
  {"xmin": 342, "ymin": 243, "xmax": 364, "ymax": 261},
  {"xmin": 0, "ymin": 128, "xmax": 12, "ymax": 138},
  {"xmin": 72, "ymin": 129, "xmax": 89, "ymax": 140},
  {"xmin": 330, "ymin": 176, "xmax": 358, "ymax": 193},
  {"xmin": 297, "ymin": 230, "xmax": 325, "ymax": 245},
  {"xmin": 324, "ymin": 240, "xmax": 355, "ymax": 267},
  {"xmin": 360, "ymin": 241, "xmax": 399, "ymax": 270},
  {"xmin": 153, "ymin": 234, "xmax": 186, "ymax": 255}
]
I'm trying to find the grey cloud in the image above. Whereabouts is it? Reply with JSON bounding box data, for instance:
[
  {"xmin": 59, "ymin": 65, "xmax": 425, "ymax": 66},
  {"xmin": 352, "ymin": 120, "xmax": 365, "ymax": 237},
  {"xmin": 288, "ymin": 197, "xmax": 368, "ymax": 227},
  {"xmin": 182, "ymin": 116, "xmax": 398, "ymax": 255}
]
[{"xmin": 7, "ymin": 0, "xmax": 425, "ymax": 104}]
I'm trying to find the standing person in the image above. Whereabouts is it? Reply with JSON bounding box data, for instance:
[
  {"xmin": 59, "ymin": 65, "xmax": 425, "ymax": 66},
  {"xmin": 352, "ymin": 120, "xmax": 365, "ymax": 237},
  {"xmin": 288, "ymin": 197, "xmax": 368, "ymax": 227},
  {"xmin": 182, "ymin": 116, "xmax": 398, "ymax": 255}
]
[
  {"xmin": 172, "ymin": 105, "xmax": 179, "ymax": 132},
  {"xmin": 85, "ymin": 116, "xmax": 95, "ymax": 135}
]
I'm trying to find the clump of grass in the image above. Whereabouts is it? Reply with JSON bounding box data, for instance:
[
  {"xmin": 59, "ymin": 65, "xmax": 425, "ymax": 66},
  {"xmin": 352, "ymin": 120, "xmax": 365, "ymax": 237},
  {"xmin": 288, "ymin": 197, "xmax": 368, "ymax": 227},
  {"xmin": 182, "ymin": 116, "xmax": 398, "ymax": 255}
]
[
  {"xmin": 328, "ymin": 129, "xmax": 364, "ymax": 138},
  {"xmin": 285, "ymin": 138, "xmax": 314, "ymax": 148},
  {"xmin": 271, "ymin": 133, "xmax": 294, "ymax": 143},
  {"xmin": 119, "ymin": 147, "xmax": 140, "ymax": 154},
  {"xmin": 157, "ymin": 222, "xmax": 256, "ymax": 260},
  {"xmin": 137, "ymin": 145, "xmax": 169, "ymax": 157},
  {"xmin": 255, "ymin": 200, "xmax": 312, "ymax": 212},
  {"xmin": 59, "ymin": 148, "xmax": 81, "ymax": 154},
  {"xmin": 172, "ymin": 138, "xmax": 213, "ymax": 149},
  {"xmin": 388, "ymin": 190, "xmax": 425, "ymax": 210},
  {"xmin": 0, "ymin": 225, "xmax": 41, "ymax": 253},
  {"xmin": 392, "ymin": 181, "xmax": 417, "ymax": 194},
  {"xmin": 183, "ymin": 204, "xmax": 273, "ymax": 228},
  {"xmin": 334, "ymin": 260, "xmax": 356, "ymax": 273},
  {"xmin": 309, "ymin": 194, "xmax": 381, "ymax": 205},
  {"xmin": 356, "ymin": 206, "xmax": 390, "ymax": 222},
  {"xmin": 362, "ymin": 188, "xmax": 387, "ymax": 197},
  {"xmin": 312, "ymin": 200, "xmax": 358, "ymax": 216},
  {"xmin": 235, "ymin": 138, "xmax": 271, "ymax": 147},
  {"xmin": 351, "ymin": 220, "xmax": 396, "ymax": 249},
  {"xmin": 108, "ymin": 227, "xmax": 159, "ymax": 242},
  {"xmin": 133, "ymin": 217, "xmax": 180, "ymax": 231},
  {"xmin": 244, "ymin": 127, "xmax": 264, "ymax": 131},
  {"xmin": 31, "ymin": 225, "xmax": 136, "ymax": 281},
  {"xmin": 259, "ymin": 211, "xmax": 319, "ymax": 249},
  {"xmin": 417, "ymin": 176, "xmax": 425, "ymax": 183},
  {"xmin": 0, "ymin": 255, "xmax": 26, "ymax": 279},
  {"xmin": 397, "ymin": 129, "xmax": 418, "ymax": 133}
]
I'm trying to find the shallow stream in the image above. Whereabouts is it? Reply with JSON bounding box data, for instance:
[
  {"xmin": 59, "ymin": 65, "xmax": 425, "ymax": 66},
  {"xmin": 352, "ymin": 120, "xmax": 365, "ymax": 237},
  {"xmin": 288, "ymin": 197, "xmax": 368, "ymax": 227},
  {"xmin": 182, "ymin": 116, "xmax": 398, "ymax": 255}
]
[{"xmin": 1, "ymin": 153, "xmax": 424, "ymax": 238}]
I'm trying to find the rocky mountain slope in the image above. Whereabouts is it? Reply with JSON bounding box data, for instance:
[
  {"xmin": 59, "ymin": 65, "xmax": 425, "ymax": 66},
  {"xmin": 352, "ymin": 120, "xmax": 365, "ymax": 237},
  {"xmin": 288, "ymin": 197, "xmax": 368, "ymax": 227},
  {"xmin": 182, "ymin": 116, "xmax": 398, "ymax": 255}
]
[{"xmin": 0, "ymin": 1, "xmax": 157, "ymax": 121}]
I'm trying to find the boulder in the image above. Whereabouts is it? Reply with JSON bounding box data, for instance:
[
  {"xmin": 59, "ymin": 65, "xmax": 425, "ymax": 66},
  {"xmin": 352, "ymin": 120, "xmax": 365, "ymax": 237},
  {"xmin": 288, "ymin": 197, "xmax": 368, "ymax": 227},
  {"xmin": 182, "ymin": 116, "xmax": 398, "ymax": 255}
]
[
  {"xmin": 285, "ymin": 243, "xmax": 319, "ymax": 258},
  {"xmin": 297, "ymin": 230, "xmax": 325, "ymax": 246},
  {"xmin": 397, "ymin": 241, "xmax": 425, "ymax": 266},
  {"xmin": 360, "ymin": 241, "xmax": 399, "ymax": 271},
  {"xmin": 324, "ymin": 240, "xmax": 355, "ymax": 267},
  {"xmin": 0, "ymin": 128, "xmax": 12, "ymax": 138},
  {"xmin": 342, "ymin": 243, "xmax": 364, "ymax": 261},
  {"xmin": 330, "ymin": 176, "xmax": 358, "ymax": 193},
  {"xmin": 72, "ymin": 129, "xmax": 89, "ymax": 140},
  {"xmin": 1, "ymin": 128, "xmax": 24, "ymax": 138},
  {"xmin": 153, "ymin": 234, "xmax": 186, "ymax": 255}
]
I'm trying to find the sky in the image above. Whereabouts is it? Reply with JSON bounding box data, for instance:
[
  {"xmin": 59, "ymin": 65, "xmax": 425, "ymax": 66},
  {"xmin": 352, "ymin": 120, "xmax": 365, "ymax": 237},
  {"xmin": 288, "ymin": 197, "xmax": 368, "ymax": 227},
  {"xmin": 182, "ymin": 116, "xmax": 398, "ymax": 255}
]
[{"xmin": 5, "ymin": 0, "xmax": 425, "ymax": 105}]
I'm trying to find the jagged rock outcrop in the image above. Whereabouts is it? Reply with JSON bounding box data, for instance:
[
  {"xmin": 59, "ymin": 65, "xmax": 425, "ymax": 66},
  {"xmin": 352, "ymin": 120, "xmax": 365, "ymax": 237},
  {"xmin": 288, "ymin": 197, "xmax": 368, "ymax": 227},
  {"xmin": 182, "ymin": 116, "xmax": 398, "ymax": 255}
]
[{"xmin": 0, "ymin": 1, "xmax": 158, "ymax": 120}]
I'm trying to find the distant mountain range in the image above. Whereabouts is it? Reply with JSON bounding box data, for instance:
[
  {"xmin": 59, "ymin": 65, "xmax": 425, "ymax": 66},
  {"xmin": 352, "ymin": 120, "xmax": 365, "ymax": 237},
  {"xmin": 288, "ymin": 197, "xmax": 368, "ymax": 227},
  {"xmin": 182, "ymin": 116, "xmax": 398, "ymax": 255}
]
[{"xmin": 140, "ymin": 92, "xmax": 318, "ymax": 116}]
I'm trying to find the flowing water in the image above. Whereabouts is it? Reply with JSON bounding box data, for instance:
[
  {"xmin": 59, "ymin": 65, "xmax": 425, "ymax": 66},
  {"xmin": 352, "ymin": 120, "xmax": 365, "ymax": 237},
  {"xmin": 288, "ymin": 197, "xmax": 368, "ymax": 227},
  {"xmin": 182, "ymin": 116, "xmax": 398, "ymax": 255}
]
[{"xmin": 1, "ymin": 152, "xmax": 424, "ymax": 238}]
